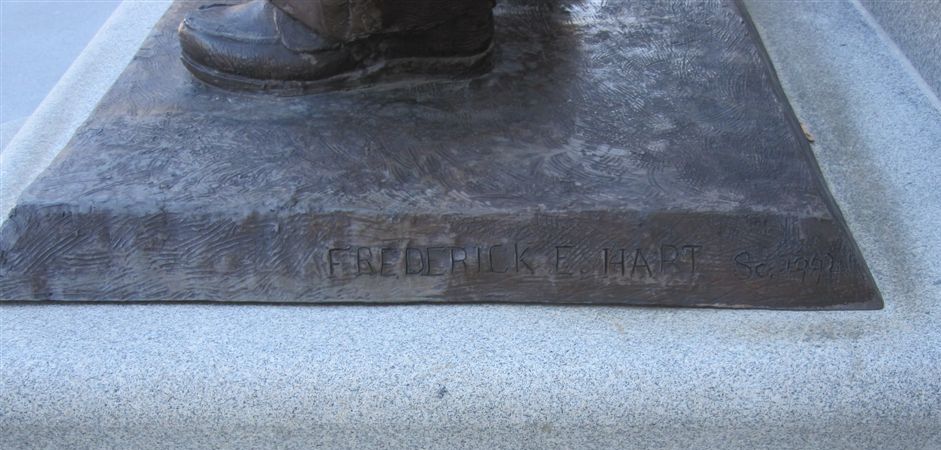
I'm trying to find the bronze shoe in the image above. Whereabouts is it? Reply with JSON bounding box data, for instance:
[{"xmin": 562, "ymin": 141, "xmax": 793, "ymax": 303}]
[{"xmin": 178, "ymin": 0, "xmax": 494, "ymax": 94}]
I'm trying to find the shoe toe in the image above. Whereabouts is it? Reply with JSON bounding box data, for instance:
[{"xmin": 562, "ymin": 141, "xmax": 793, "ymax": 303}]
[
  {"xmin": 178, "ymin": 0, "xmax": 357, "ymax": 84},
  {"xmin": 179, "ymin": 1, "xmax": 289, "ymax": 81},
  {"xmin": 181, "ymin": 1, "xmax": 278, "ymax": 41}
]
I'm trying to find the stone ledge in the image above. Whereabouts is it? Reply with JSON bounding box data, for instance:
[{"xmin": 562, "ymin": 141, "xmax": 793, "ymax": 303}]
[{"xmin": 2, "ymin": 0, "xmax": 940, "ymax": 448}]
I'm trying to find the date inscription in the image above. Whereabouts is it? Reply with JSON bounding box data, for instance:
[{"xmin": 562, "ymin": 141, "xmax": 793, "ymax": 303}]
[{"xmin": 734, "ymin": 251, "xmax": 838, "ymax": 283}]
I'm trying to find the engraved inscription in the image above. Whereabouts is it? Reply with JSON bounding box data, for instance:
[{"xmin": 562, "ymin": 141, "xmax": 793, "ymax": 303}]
[
  {"xmin": 733, "ymin": 251, "xmax": 837, "ymax": 283},
  {"xmin": 326, "ymin": 242, "xmax": 703, "ymax": 280},
  {"xmin": 602, "ymin": 245, "xmax": 701, "ymax": 278}
]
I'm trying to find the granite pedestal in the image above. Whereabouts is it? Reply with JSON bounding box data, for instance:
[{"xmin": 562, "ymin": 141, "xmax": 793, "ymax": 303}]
[{"xmin": 1, "ymin": 0, "xmax": 939, "ymax": 448}]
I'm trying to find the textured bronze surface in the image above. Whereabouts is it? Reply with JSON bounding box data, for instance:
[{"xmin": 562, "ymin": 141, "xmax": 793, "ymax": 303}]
[{"xmin": 0, "ymin": 0, "xmax": 882, "ymax": 308}]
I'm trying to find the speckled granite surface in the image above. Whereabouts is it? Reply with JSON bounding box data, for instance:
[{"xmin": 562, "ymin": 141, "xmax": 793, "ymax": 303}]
[
  {"xmin": 2, "ymin": 0, "xmax": 940, "ymax": 448},
  {"xmin": 859, "ymin": 0, "xmax": 941, "ymax": 99}
]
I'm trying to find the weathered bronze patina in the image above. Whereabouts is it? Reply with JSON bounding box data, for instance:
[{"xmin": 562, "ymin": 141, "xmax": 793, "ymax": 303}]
[{"xmin": 0, "ymin": 0, "xmax": 882, "ymax": 309}]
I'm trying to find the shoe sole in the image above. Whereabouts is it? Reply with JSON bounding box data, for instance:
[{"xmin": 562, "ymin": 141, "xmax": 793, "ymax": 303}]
[{"xmin": 180, "ymin": 41, "xmax": 495, "ymax": 96}]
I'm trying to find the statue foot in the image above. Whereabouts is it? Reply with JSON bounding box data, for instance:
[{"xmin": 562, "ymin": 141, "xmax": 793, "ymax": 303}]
[
  {"xmin": 178, "ymin": 0, "xmax": 355, "ymax": 91},
  {"xmin": 178, "ymin": 0, "xmax": 494, "ymax": 94}
]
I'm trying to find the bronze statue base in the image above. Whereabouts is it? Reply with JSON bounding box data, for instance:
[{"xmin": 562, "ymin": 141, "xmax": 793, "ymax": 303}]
[{"xmin": 0, "ymin": 0, "xmax": 882, "ymax": 309}]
